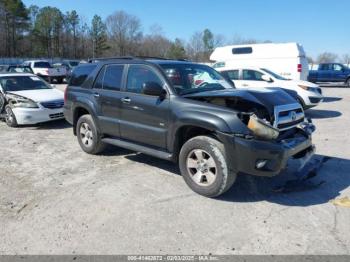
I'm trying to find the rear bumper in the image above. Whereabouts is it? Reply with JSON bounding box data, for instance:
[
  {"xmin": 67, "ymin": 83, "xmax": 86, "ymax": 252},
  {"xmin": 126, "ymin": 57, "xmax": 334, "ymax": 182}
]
[{"xmin": 219, "ymin": 123, "xmax": 315, "ymax": 177}]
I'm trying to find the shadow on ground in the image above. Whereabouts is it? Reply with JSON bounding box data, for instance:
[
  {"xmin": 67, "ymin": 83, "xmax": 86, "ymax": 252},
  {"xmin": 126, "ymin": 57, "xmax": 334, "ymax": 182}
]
[
  {"xmin": 322, "ymin": 97, "xmax": 343, "ymax": 103},
  {"xmin": 21, "ymin": 119, "xmax": 72, "ymax": 130},
  {"xmin": 306, "ymin": 109, "xmax": 342, "ymax": 119},
  {"xmin": 120, "ymin": 152, "xmax": 350, "ymax": 207}
]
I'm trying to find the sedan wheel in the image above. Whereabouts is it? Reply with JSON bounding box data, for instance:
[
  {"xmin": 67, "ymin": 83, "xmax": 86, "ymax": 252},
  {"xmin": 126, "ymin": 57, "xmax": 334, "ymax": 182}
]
[{"xmin": 5, "ymin": 105, "xmax": 18, "ymax": 127}]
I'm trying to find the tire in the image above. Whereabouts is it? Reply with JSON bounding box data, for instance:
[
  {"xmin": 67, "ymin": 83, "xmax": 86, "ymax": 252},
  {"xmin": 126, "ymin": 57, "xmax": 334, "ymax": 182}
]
[
  {"xmin": 76, "ymin": 114, "xmax": 106, "ymax": 154},
  {"xmin": 346, "ymin": 78, "xmax": 350, "ymax": 88},
  {"xmin": 0, "ymin": 94, "xmax": 5, "ymax": 114},
  {"xmin": 5, "ymin": 105, "xmax": 18, "ymax": 127},
  {"xmin": 57, "ymin": 77, "xmax": 64, "ymax": 84},
  {"xmin": 179, "ymin": 135, "xmax": 237, "ymax": 197}
]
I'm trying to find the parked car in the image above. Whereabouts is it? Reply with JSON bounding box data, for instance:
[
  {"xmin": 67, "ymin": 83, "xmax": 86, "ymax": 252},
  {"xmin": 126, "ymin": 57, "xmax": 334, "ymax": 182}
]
[
  {"xmin": 0, "ymin": 73, "xmax": 64, "ymax": 127},
  {"xmin": 0, "ymin": 65, "xmax": 34, "ymax": 74},
  {"xmin": 308, "ymin": 63, "xmax": 350, "ymax": 87},
  {"xmin": 64, "ymin": 58, "xmax": 315, "ymax": 198},
  {"xmin": 218, "ymin": 67, "xmax": 323, "ymax": 109},
  {"xmin": 211, "ymin": 42, "xmax": 309, "ymax": 80},
  {"xmin": 23, "ymin": 60, "xmax": 67, "ymax": 84}
]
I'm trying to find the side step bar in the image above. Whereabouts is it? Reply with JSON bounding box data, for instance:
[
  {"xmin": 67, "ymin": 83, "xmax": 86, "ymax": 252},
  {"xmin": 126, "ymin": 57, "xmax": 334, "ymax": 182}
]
[{"xmin": 102, "ymin": 137, "xmax": 173, "ymax": 161}]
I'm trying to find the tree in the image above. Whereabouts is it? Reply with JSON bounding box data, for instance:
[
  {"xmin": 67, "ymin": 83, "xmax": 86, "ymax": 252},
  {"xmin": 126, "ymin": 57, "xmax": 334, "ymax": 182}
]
[
  {"xmin": 342, "ymin": 54, "xmax": 350, "ymax": 66},
  {"xmin": 33, "ymin": 6, "xmax": 63, "ymax": 57},
  {"xmin": 106, "ymin": 11, "xmax": 142, "ymax": 56},
  {"xmin": 1, "ymin": 0, "xmax": 29, "ymax": 56},
  {"xmin": 90, "ymin": 15, "xmax": 109, "ymax": 58},
  {"xmin": 202, "ymin": 29, "xmax": 214, "ymax": 53},
  {"xmin": 167, "ymin": 38, "xmax": 186, "ymax": 59},
  {"xmin": 66, "ymin": 10, "xmax": 80, "ymax": 58},
  {"xmin": 316, "ymin": 52, "xmax": 338, "ymax": 63}
]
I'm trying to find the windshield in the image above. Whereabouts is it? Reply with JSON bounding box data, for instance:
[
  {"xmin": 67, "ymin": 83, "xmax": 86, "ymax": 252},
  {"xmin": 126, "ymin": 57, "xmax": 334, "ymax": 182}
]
[
  {"xmin": 261, "ymin": 68, "xmax": 287, "ymax": 80},
  {"xmin": 69, "ymin": 61, "xmax": 79, "ymax": 67},
  {"xmin": 34, "ymin": 62, "xmax": 53, "ymax": 68},
  {"xmin": 8, "ymin": 66, "xmax": 33, "ymax": 73},
  {"xmin": 0, "ymin": 76, "xmax": 51, "ymax": 92},
  {"xmin": 159, "ymin": 63, "xmax": 234, "ymax": 95}
]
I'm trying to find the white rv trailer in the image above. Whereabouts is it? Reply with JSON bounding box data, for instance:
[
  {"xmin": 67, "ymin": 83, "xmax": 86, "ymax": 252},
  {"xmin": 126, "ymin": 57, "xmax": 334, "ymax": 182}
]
[{"xmin": 210, "ymin": 42, "xmax": 309, "ymax": 80}]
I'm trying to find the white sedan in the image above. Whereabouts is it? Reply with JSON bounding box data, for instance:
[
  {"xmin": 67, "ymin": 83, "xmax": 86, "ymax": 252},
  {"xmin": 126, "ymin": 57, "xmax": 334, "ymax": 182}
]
[
  {"xmin": 217, "ymin": 67, "xmax": 323, "ymax": 109},
  {"xmin": 0, "ymin": 73, "xmax": 64, "ymax": 127}
]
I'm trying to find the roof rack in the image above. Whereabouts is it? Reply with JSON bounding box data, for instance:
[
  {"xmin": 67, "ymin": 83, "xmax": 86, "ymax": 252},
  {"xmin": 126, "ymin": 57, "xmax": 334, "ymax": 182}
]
[{"xmin": 88, "ymin": 56, "xmax": 188, "ymax": 63}]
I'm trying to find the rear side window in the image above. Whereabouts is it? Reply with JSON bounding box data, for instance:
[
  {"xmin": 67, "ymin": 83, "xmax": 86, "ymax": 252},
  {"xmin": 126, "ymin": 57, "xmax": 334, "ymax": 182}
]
[
  {"xmin": 242, "ymin": 70, "xmax": 264, "ymax": 81},
  {"xmin": 34, "ymin": 62, "xmax": 52, "ymax": 68},
  {"xmin": 319, "ymin": 64, "xmax": 332, "ymax": 71},
  {"xmin": 222, "ymin": 70, "xmax": 239, "ymax": 80},
  {"xmin": 69, "ymin": 64, "xmax": 97, "ymax": 86},
  {"xmin": 102, "ymin": 65, "xmax": 124, "ymax": 91},
  {"xmin": 232, "ymin": 47, "xmax": 252, "ymax": 55}
]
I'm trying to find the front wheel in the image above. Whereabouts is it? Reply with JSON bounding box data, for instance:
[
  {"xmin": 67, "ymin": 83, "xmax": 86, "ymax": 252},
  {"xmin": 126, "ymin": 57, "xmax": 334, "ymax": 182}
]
[
  {"xmin": 76, "ymin": 114, "xmax": 106, "ymax": 154},
  {"xmin": 5, "ymin": 105, "xmax": 18, "ymax": 127},
  {"xmin": 179, "ymin": 135, "xmax": 237, "ymax": 197}
]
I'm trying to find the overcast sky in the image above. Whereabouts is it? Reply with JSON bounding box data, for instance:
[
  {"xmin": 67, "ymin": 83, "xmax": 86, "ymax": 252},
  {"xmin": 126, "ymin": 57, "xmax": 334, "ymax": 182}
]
[{"xmin": 23, "ymin": 0, "xmax": 350, "ymax": 59}]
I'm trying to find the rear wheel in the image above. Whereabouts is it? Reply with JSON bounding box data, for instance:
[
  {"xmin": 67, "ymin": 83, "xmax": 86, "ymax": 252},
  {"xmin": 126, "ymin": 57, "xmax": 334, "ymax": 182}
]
[
  {"xmin": 5, "ymin": 105, "xmax": 18, "ymax": 127},
  {"xmin": 179, "ymin": 135, "xmax": 237, "ymax": 197},
  {"xmin": 76, "ymin": 114, "xmax": 106, "ymax": 154},
  {"xmin": 346, "ymin": 78, "xmax": 350, "ymax": 88}
]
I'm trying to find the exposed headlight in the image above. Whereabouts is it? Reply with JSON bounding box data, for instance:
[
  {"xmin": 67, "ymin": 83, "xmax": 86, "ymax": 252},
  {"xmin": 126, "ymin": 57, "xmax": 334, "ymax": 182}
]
[
  {"xmin": 247, "ymin": 114, "xmax": 279, "ymax": 140},
  {"xmin": 298, "ymin": 85, "xmax": 311, "ymax": 91},
  {"xmin": 8, "ymin": 95, "xmax": 39, "ymax": 108}
]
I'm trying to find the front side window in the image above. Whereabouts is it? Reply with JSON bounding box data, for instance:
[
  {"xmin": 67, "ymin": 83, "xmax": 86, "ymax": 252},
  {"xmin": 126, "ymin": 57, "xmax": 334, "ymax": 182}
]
[
  {"xmin": 160, "ymin": 63, "xmax": 233, "ymax": 95},
  {"xmin": 126, "ymin": 65, "xmax": 163, "ymax": 94},
  {"xmin": 102, "ymin": 65, "xmax": 124, "ymax": 91},
  {"xmin": 242, "ymin": 70, "xmax": 264, "ymax": 81},
  {"xmin": 333, "ymin": 64, "xmax": 344, "ymax": 71}
]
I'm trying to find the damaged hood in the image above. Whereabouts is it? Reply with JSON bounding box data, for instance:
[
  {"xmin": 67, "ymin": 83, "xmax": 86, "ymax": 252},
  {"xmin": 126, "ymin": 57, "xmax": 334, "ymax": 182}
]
[
  {"xmin": 183, "ymin": 87, "xmax": 298, "ymax": 114},
  {"xmin": 7, "ymin": 88, "xmax": 64, "ymax": 102}
]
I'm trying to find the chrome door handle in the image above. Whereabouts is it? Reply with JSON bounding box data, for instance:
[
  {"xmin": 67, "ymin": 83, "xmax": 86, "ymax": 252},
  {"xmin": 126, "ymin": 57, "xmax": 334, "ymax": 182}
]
[
  {"xmin": 93, "ymin": 93, "xmax": 100, "ymax": 98},
  {"xmin": 121, "ymin": 97, "xmax": 131, "ymax": 104}
]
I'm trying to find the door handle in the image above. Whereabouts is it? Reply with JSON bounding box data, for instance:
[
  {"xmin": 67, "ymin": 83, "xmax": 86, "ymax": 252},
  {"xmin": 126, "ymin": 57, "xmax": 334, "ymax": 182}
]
[
  {"xmin": 121, "ymin": 97, "xmax": 131, "ymax": 104},
  {"xmin": 93, "ymin": 92, "xmax": 100, "ymax": 98},
  {"xmin": 242, "ymin": 84, "xmax": 249, "ymax": 87}
]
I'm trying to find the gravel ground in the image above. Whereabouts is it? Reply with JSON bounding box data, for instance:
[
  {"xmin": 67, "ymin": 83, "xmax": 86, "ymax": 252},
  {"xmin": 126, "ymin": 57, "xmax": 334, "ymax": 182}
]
[{"xmin": 0, "ymin": 86, "xmax": 349, "ymax": 255}]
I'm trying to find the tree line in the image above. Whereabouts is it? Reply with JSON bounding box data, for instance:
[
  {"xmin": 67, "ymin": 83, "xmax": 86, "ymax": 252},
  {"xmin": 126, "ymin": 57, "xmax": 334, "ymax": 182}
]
[{"xmin": 0, "ymin": 0, "xmax": 349, "ymax": 63}]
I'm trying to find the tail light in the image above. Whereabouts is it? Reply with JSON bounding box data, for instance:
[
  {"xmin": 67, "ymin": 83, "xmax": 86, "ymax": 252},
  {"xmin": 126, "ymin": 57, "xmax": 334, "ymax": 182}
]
[
  {"xmin": 297, "ymin": 64, "xmax": 302, "ymax": 73},
  {"xmin": 64, "ymin": 87, "xmax": 68, "ymax": 103}
]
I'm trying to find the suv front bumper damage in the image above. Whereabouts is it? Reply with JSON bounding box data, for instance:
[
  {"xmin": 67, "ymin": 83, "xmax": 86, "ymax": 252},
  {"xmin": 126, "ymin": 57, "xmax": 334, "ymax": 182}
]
[{"xmin": 219, "ymin": 122, "xmax": 315, "ymax": 177}]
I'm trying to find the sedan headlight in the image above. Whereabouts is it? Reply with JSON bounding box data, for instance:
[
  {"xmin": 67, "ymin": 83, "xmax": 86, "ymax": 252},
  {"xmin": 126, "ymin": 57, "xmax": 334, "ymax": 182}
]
[{"xmin": 247, "ymin": 114, "xmax": 279, "ymax": 140}]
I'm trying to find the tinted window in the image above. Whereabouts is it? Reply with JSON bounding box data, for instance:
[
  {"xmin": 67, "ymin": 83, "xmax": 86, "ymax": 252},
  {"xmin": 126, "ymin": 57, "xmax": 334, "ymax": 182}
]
[
  {"xmin": 242, "ymin": 70, "xmax": 264, "ymax": 81},
  {"xmin": 126, "ymin": 65, "xmax": 163, "ymax": 94},
  {"xmin": 70, "ymin": 64, "xmax": 97, "ymax": 86},
  {"xmin": 34, "ymin": 62, "xmax": 52, "ymax": 68},
  {"xmin": 103, "ymin": 65, "xmax": 124, "ymax": 91},
  {"xmin": 93, "ymin": 67, "xmax": 105, "ymax": 89},
  {"xmin": 223, "ymin": 70, "xmax": 239, "ymax": 80},
  {"xmin": 232, "ymin": 47, "xmax": 253, "ymax": 54},
  {"xmin": 319, "ymin": 64, "xmax": 332, "ymax": 71}
]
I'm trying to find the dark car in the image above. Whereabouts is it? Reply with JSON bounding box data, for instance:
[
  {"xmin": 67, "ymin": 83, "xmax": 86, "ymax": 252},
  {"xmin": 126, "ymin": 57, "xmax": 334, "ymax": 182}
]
[
  {"xmin": 64, "ymin": 57, "xmax": 315, "ymax": 197},
  {"xmin": 0, "ymin": 65, "xmax": 34, "ymax": 74},
  {"xmin": 308, "ymin": 63, "xmax": 350, "ymax": 87}
]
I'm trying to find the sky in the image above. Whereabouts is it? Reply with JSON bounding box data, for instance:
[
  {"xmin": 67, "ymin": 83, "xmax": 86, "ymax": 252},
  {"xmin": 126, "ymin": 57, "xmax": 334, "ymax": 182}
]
[{"xmin": 22, "ymin": 0, "xmax": 350, "ymax": 59}]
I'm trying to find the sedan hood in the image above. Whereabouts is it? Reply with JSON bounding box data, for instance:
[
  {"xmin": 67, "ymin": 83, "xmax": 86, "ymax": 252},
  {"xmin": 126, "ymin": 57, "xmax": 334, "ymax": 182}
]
[
  {"xmin": 183, "ymin": 87, "xmax": 298, "ymax": 115},
  {"xmin": 7, "ymin": 88, "xmax": 64, "ymax": 102}
]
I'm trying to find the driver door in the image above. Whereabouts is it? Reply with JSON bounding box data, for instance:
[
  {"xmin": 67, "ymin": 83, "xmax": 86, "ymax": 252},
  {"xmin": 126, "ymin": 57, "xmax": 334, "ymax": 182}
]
[{"xmin": 119, "ymin": 64, "xmax": 170, "ymax": 149}]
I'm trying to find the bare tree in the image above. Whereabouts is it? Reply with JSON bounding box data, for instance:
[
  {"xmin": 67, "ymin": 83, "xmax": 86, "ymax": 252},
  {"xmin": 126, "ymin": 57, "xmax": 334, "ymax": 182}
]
[
  {"xmin": 106, "ymin": 11, "xmax": 142, "ymax": 56},
  {"xmin": 342, "ymin": 54, "xmax": 350, "ymax": 66},
  {"xmin": 316, "ymin": 52, "xmax": 338, "ymax": 63}
]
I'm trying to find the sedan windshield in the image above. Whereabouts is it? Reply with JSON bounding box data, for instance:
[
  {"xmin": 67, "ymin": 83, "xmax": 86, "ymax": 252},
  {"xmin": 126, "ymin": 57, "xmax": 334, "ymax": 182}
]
[
  {"xmin": 261, "ymin": 68, "xmax": 288, "ymax": 80},
  {"xmin": 159, "ymin": 63, "xmax": 234, "ymax": 95},
  {"xmin": 0, "ymin": 76, "xmax": 52, "ymax": 92}
]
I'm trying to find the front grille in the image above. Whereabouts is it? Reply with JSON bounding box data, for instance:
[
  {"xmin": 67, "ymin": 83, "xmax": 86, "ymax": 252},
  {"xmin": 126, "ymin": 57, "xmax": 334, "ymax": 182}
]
[
  {"xmin": 41, "ymin": 100, "xmax": 64, "ymax": 109},
  {"xmin": 49, "ymin": 112, "xmax": 64, "ymax": 119},
  {"xmin": 273, "ymin": 103, "xmax": 304, "ymax": 131}
]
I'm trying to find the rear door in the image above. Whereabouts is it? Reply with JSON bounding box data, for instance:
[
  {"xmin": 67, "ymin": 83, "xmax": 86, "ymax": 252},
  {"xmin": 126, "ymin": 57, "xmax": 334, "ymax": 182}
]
[
  {"xmin": 93, "ymin": 64, "xmax": 125, "ymax": 137},
  {"xmin": 119, "ymin": 64, "xmax": 170, "ymax": 149},
  {"xmin": 318, "ymin": 64, "xmax": 333, "ymax": 82},
  {"xmin": 240, "ymin": 69, "xmax": 269, "ymax": 88},
  {"xmin": 331, "ymin": 63, "xmax": 347, "ymax": 82}
]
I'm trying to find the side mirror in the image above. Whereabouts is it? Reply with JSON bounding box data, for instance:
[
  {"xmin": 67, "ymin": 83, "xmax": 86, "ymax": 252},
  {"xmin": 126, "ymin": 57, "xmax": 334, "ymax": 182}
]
[
  {"xmin": 142, "ymin": 81, "xmax": 166, "ymax": 97},
  {"xmin": 262, "ymin": 75, "xmax": 273, "ymax": 82}
]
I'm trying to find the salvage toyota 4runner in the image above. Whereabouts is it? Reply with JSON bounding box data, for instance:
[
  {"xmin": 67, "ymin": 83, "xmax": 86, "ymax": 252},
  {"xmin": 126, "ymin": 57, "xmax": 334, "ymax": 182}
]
[{"xmin": 64, "ymin": 58, "xmax": 315, "ymax": 197}]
